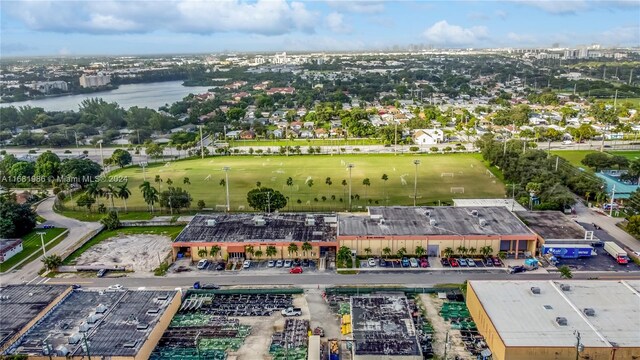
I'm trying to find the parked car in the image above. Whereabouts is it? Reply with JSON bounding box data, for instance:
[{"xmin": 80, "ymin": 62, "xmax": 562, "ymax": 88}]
[
  {"xmin": 215, "ymin": 262, "xmax": 225, "ymax": 271},
  {"xmin": 292, "ymin": 258, "xmax": 301, "ymax": 267},
  {"xmin": 71, "ymin": 284, "xmax": 82, "ymax": 290},
  {"xmin": 107, "ymin": 284, "xmax": 124, "ymax": 291},
  {"xmin": 441, "ymin": 258, "xmax": 450, "ymax": 266},
  {"xmin": 97, "ymin": 269, "xmax": 108, "ymax": 278},
  {"xmin": 466, "ymin": 258, "xmax": 476, "ymax": 267},
  {"xmin": 492, "ymin": 257, "xmax": 502, "ymax": 266},
  {"xmin": 201, "ymin": 283, "xmax": 220, "ymax": 289},
  {"xmin": 458, "ymin": 258, "xmax": 468, "ymax": 267},
  {"xmin": 379, "ymin": 259, "xmax": 388, "ymax": 267},
  {"xmin": 368, "ymin": 258, "xmax": 377, "ymax": 267},
  {"xmin": 409, "ymin": 258, "xmax": 418, "ymax": 268},
  {"xmin": 484, "ymin": 257, "xmax": 493, "ymax": 266},
  {"xmin": 243, "ymin": 260, "xmax": 251, "ymax": 269},
  {"xmin": 268, "ymin": 260, "xmax": 275, "ymax": 267},
  {"xmin": 449, "ymin": 258, "xmax": 459, "ymax": 267},
  {"xmin": 276, "ymin": 259, "xmax": 284, "ymax": 267},
  {"xmin": 509, "ymin": 265, "xmax": 526, "ymax": 274},
  {"xmin": 419, "ymin": 257, "xmax": 429, "ymax": 268},
  {"xmin": 197, "ymin": 259, "xmax": 209, "ymax": 270},
  {"xmin": 401, "ymin": 257, "xmax": 410, "ymax": 267},
  {"xmin": 290, "ymin": 266, "xmax": 303, "ymax": 274},
  {"xmin": 302, "ymin": 258, "xmax": 310, "ymax": 267},
  {"xmin": 281, "ymin": 307, "xmax": 302, "ymax": 316},
  {"xmin": 284, "ymin": 259, "xmax": 292, "ymax": 268}
]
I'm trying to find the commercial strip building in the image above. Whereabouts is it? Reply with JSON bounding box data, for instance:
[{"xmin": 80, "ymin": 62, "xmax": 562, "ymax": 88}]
[
  {"xmin": 339, "ymin": 207, "xmax": 537, "ymax": 258},
  {"xmin": 173, "ymin": 213, "xmax": 338, "ymax": 260},
  {"xmin": 1, "ymin": 285, "xmax": 180, "ymax": 359},
  {"xmin": 467, "ymin": 280, "xmax": 640, "ymax": 360}
]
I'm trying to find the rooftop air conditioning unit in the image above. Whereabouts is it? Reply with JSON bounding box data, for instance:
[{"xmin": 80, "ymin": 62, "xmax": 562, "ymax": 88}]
[
  {"xmin": 254, "ymin": 217, "xmax": 266, "ymax": 226},
  {"xmin": 560, "ymin": 284, "xmax": 571, "ymax": 292},
  {"xmin": 479, "ymin": 218, "xmax": 487, "ymax": 227},
  {"xmin": 429, "ymin": 219, "xmax": 437, "ymax": 226},
  {"xmin": 95, "ymin": 304, "xmax": 108, "ymax": 314},
  {"xmin": 305, "ymin": 218, "xmax": 316, "ymax": 226},
  {"xmin": 471, "ymin": 210, "xmax": 479, "ymax": 217},
  {"xmin": 555, "ymin": 317, "xmax": 568, "ymax": 326},
  {"xmin": 206, "ymin": 219, "xmax": 217, "ymax": 226},
  {"xmin": 583, "ymin": 308, "xmax": 596, "ymax": 317},
  {"xmin": 68, "ymin": 334, "xmax": 81, "ymax": 345},
  {"xmin": 530, "ymin": 287, "xmax": 541, "ymax": 295}
]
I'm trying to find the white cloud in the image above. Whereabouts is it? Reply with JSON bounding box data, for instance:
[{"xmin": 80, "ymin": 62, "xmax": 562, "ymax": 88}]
[
  {"xmin": 325, "ymin": 12, "xmax": 352, "ymax": 34},
  {"xmin": 598, "ymin": 25, "xmax": 640, "ymax": 46},
  {"xmin": 326, "ymin": 0, "xmax": 385, "ymax": 14},
  {"xmin": 422, "ymin": 20, "xmax": 488, "ymax": 46},
  {"xmin": 506, "ymin": 32, "xmax": 537, "ymax": 44},
  {"xmin": 5, "ymin": 0, "xmax": 316, "ymax": 35},
  {"xmin": 513, "ymin": 0, "xmax": 639, "ymax": 14}
]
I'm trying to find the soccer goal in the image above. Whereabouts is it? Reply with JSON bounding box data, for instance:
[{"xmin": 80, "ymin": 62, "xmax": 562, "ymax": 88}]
[
  {"xmin": 450, "ymin": 187, "xmax": 465, "ymax": 194},
  {"xmin": 441, "ymin": 172, "xmax": 454, "ymax": 178}
]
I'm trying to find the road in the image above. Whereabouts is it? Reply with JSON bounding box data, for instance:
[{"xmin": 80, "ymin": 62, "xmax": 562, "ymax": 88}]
[{"xmin": 0, "ymin": 197, "xmax": 102, "ymax": 286}]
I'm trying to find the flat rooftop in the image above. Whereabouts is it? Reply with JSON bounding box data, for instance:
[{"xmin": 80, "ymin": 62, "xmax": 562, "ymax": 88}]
[
  {"xmin": 0, "ymin": 285, "xmax": 70, "ymax": 349},
  {"xmin": 469, "ymin": 280, "xmax": 640, "ymax": 348},
  {"xmin": 453, "ymin": 198, "xmax": 527, "ymax": 212},
  {"xmin": 350, "ymin": 295, "xmax": 421, "ymax": 357},
  {"xmin": 339, "ymin": 206, "xmax": 534, "ymax": 237},
  {"xmin": 174, "ymin": 213, "xmax": 337, "ymax": 243},
  {"xmin": 516, "ymin": 211, "xmax": 591, "ymax": 240},
  {"xmin": 6, "ymin": 289, "xmax": 178, "ymax": 357}
]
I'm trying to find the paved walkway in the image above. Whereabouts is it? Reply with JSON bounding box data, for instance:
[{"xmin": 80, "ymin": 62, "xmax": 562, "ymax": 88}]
[{"xmin": 0, "ymin": 197, "xmax": 102, "ymax": 286}]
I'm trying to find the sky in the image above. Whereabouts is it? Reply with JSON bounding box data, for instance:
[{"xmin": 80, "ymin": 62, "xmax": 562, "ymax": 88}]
[{"xmin": 1, "ymin": 0, "xmax": 639, "ymax": 56}]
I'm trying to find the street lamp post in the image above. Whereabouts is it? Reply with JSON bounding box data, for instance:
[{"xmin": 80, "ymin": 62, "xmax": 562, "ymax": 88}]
[
  {"xmin": 37, "ymin": 232, "xmax": 46, "ymax": 257},
  {"xmin": 97, "ymin": 140, "xmax": 104, "ymax": 168},
  {"xmin": 413, "ymin": 160, "xmax": 421, "ymax": 206},
  {"xmin": 223, "ymin": 167, "xmax": 231, "ymax": 212},
  {"xmin": 347, "ymin": 163, "xmax": 354, "ymax": 211},
  {"xmin": 140, "ymin": 161, "xmax": 148, "ymax": 182}
]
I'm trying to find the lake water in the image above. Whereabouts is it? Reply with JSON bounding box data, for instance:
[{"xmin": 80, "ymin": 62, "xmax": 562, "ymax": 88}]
[{"xmin": 0, "ymin": 81, "xmax": 213, "ymax": 111}]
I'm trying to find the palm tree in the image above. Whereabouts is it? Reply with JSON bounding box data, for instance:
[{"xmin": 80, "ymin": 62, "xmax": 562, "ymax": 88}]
[
  {"xmin": 197, "ymin": 248, "xmax": 207, "ymax": 259},
  {"xmin": 381, "ymin": 173, "xmax": 389, "ymax": 204},
  {"xmin": 183, "ymin": 177, "xmax": 191, "ymax": 186},
  {"xmin": 86, "ymin": 181, "xmax": 103, "ymax": 204},
  {"xmin": 219, "ymin": 178, "xmax": 226, "ymax": 187},
  {"xmin": 245, "ymin": 245, "xmax": 254, "ymax": 259},
  {"xmin": 480, "ymin": 246, "xmax": 493, "ymax": 258},
  {"xmin": 364, "ymin": 247, "xmax": 372, "ymax": 257},
  {"xmin": 559, "ymin": 265, "xmax": 573, "ymax": 279},
  {"xmin": 302, "ymin": 241, "xmax": 312, "ymax": 257},
  {"xmin": 362, "ymin": 178, "xmax": 371, "ymax": 201},
  {"xmin": 382, "ymin": 247, "xmax": 391, "ymax": 258},
  {"xmin": 139, "ymin": 181, "xmax": 159, "ymax": 213},
  {"xmin": 415, "ymin": 246, "xmax": 426, "ymax": 257},
  {"xmin": 288, "ymin": 243, "xmax": 298, "ymax": 257},
  {"xmin": 286, "ymin": 177, "xmax": 294, "ymax": 210},
  {"xmin": 468, "ymin": 247, "xmax": 477, "ymax": 257},
  {"xmin": 254, "ymin": 249, "xmax": 264, "ymax": 259},
  {"xmin": 116, "ymin": 182, "xmax": 131, "ymax": 212},
  {"xmin": 444, "ymin": 247, "xmax": 454, "ymax": 258},
  {"xmin": 103, "ymin": 184, "xmax": 117, "ymax": 210},
  {"xmin": 266, "ymin": 245, "xmax": 277, "ymax": 259},
  {"xmin": 166, "ymin": 178, "xmax": 173, "ymax": 186},
  {"xmin": 497, "ymin": 251, "xmax": 507, "ymax": 260},
  {"xmin": 456, "ymin": 246, "xmax": 467, "ymax": 257},
  {"xmin": 341, "ymin": 179, "xmax": 347, "ymax": 201},
  {"xmin": 154, "ymin": 175, "xmax": 163, "ymax": 191},
  {"xmin": 209, "ymin": 245, "xmax": 221, "ymax": 258},
  {"xmin": 325, "ymin": 177, "xmax": 332, "ymax": 187}
]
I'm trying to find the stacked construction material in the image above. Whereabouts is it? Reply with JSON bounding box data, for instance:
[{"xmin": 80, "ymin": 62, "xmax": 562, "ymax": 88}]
[{"xmin": 270, "ymin": 319, "xmax": 309, "ymax": 360}]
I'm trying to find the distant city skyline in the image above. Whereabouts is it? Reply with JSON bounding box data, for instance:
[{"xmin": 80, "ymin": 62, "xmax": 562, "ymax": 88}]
[{"xmin": 1, "ymin": 0, "xmax": 639, "ymax": 56}]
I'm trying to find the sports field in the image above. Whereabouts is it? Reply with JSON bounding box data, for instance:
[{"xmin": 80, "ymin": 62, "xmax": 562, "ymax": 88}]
[{"xmin": 101, "ymin": 153, "xmax": 505, "ymax": 211}]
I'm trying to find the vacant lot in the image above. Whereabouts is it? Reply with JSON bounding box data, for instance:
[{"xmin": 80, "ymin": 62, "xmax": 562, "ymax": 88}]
[{"xmin": 100, "ymin": 153, "xmax": 505, "ymax": 211}]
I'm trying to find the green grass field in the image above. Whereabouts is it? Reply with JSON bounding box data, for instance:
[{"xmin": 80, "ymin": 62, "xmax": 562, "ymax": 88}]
[
  {"xmin": 63, "ymin": 226, "xmax": 184, "ymax": 265},
  {"xmin": 92, "ymin": 154, "xmax": 505, "ymax": 212},
  {"xmin": 228, "ymin": 138, "xmax": 383, "ymax": 147},
  {"xmin": 552, "ymin": 150, "xmax": 640, "ymax": 168},
  {"xmin": 0, "ymin": 228, "xmax": 67, "ymax": 272}
]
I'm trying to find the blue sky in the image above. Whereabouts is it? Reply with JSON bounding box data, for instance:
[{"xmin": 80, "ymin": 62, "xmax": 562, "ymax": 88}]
[{"xmin": 1, "ymin": 0, "xmax": 639, "ymax": 56}]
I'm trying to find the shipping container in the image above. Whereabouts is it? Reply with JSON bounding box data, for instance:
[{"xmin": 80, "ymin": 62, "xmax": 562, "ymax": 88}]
[{"xmin": 541, "ymin": 244, "xmax": 595, "ymax": 259}]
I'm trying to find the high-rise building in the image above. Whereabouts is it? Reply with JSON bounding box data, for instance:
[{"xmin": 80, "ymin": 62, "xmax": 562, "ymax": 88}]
[{"xmin": 79, "ymin": 73, "xmax": 111, "ymax": 88}]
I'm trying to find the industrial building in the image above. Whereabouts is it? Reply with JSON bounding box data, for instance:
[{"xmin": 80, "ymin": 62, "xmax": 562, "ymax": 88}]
[
  {"xmin": 1, "ymin": 285, "xmax": 180, "ymax": 360},
  {"xmin": 339, "ymin": 207, "xmax": 537, "ymax": 258},
  {"xmin": 173, "ymin": 213, "xmax": 338, "ymax": 260},
  {"xmin": 467, "ymin": 280, "xmax": 640, "ymax": 360},
  {"xmin": 350, "ymin": 295, "xmax": 422, "ymax": 360},
  {"xmin": 0, "ymin": 285, "xmax": 71, "ymax": 352},
  {"xmin": 516, "ymin": 211, "xmax": 597, "ymax": 246}
]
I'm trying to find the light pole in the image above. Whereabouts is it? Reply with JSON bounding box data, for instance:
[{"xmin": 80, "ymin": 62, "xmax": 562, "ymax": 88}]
[
  {"xmin": 97, "ymin": 140, "xmax": 104, "ymax": 168},
  {"xmin": 347, "ymin": 163, "xmax": 354, "ymax": 211},
  {"xmin": 37, "ymin": 232, "xmax": 46, "ymax": 257},
  {"xmin": 413, "ymin": 159, "xmax": 421, "ymax": 206},
  {"xmin": 223, "ymin": 166, "xmax": 231, "ymax": 212},
  {"xmin": 574, "ymin": 330, "xmax": 583, "ymax": 360},
  {"xmin": 140, "ymin": 161, "xmax": 148, "ymax": 182},
  {"xmin": 199, "ymin": 125, "xmax": 205, "ymax": 159}
]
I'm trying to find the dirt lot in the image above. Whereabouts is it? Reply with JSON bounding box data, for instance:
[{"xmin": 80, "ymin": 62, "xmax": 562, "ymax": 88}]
[
  {"xmin": 420, "ymin": 294, "xmax": 475, "ymax": 360},
  {"xmin": 73, "ymin": 234, "xmax": 171, "ymax": 273}
]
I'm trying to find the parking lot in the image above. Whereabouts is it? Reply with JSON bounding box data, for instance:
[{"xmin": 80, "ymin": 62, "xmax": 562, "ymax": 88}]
[
  {"xmin": 358, "ymin": 256, "xmax": 506, "ymax": 270},
  {"xmin": 190, "ymin": 258, "xmax": 319, "ymax": 275}
]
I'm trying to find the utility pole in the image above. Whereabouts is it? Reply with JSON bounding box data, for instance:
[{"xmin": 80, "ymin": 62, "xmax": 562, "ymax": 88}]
[
  {"xmin": 609, "ymin": 184, "xmax": 616, "ymax": 217},
  {"xmin": 613, "ymin": 89, "xmax": 618, "ymax": 111},
  {"xmin": 82, "ymin": 332, "xmax": 92, "ymax": 360},
  {"xmin": 394, "ymin": 121, "xmax": 398, "ymax": 156},
  {"xmin": 98, "ymin": 140, "xmax": 104, "ymax": 168},
  {"xmin": 223, "ymin": 167, "xmax": 231, "ymax": 212},
  {"xmin": 38, "ymin": 232, "xmax": 46, "ymax": 257},
  {"xmin": 413, "ymin": 159, "xmax": 421, "ymax": 206},
  {"xmin": 199, "ymin": 125, "xmax": 205, "ymax": 159},
  {"xmin": 555, "ymin": 156, "xmax": 560, "ymax": 172},
  {"xmin": 443, "ymin": 330, "xmax": 449, "ymax": 360},
  {"xmin": 574, "ymin": 330, "xmax": 582, "ymax": 360},
  {"xmin": 140, "ymin": 161, "xmax": 147, "ymax": 182},
  {"xmin": 347, "ymin": 163, "xmax": 354, "ymax": 211},
  {"xmin": 629, "ymin": 68, "xmax": 633, "ymax": 86}
]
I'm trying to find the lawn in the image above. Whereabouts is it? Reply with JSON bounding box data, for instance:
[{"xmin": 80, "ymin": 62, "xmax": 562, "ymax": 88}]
[
  {"xmin": 62, "ymin": 226, "xmax": 184, "ymax": 265},
  {"xmin": 0, "ymin": 228, "xmax": 67, "ymax": 272},
  {"xmin": 552, "ymin": 150, "xmax": 640, "ymax": 169},
  {"xmin": 57, "ymin": 209, "xmax": 156, "ymax": 222},
  {"xmin": 228, "ymin": 138, "xmax": 383, "ymax": 147},
  {"xmin": 79, "ymin": 153, "xmax": 505, "ymax": 212}
]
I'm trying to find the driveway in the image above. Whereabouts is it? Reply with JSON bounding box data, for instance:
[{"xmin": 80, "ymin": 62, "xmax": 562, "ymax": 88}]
[{"xmin": 0, "ymin": 197, "xmax": 102, "ymax": 285}]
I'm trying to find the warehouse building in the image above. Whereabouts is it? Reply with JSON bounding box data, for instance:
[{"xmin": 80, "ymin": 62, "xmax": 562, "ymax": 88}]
[
  {"xmin": 2, "ymin": 286, "xmax": 180, "ymax": 360},
  {"xmin": 467, "ymin": 280, "xmax": 640, "ymax": 360},
  {"xmin": 350, "ymin": 295, "xmax": 422, "ymax": 360},
  {"xmin": 516, "ymin": 211, "xmax": 598, "ymax": 246},
  {"xmin": 0, "ymin": 285, "xmax": 72, "ymax": 353},
  {"xmin": 173, "ymin": 213, "xmax": 338, "ymax": 260},
  {"xmin": 339, "ymin": 207, "xmax": 537, "ymax": 258}
]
